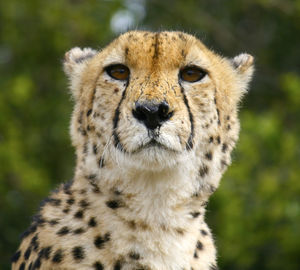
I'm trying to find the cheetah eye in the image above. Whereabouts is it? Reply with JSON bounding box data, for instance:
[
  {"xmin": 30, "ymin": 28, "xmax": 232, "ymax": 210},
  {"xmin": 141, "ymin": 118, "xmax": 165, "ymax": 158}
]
[
  {"xmin": 179, "ymin": 66, "xmax": 207, "ymax": 83},
  {"xmin": 105, "ymin": 64, "xmax": 130, "ymax": 81}
]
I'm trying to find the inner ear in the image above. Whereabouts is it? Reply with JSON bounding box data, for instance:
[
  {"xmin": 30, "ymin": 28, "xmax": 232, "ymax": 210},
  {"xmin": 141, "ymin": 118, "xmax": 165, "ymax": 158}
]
[
  {"xmin": 231, "ymin": 53, "xmax": 254, "ymax": 74},
  {"xmin": 64, "ymin": 47, "xmax": 97, "ymax": 77}
]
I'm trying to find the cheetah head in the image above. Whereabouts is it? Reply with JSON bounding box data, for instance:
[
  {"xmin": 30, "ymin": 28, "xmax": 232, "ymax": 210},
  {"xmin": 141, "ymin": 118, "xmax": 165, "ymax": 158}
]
[{"xmin": 64, "ymin": 31, "xmax": 253, "ymax": 176}]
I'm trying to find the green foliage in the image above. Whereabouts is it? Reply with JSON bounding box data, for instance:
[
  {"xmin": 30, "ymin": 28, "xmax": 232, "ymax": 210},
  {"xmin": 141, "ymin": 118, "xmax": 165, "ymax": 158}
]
[{"xmin": 0, "ymin": 0, "xmax": 299, "ymax": 269}]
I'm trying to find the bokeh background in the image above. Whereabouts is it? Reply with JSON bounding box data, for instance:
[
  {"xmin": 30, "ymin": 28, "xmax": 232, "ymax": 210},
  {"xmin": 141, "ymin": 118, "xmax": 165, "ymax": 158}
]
[{"xmin": 1, "ymin": 0, "xmax": 299, "ymax": 269}]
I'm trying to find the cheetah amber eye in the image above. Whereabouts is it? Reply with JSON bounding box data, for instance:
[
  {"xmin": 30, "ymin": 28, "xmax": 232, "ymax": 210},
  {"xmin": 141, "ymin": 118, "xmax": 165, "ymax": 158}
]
[
  {"xmin": 180, "ymin": 66, "xmax": 207, "ymax": 83},
  {"xmin": 105, "ymin": 64, "xmax": 130, "ymax": 81}
]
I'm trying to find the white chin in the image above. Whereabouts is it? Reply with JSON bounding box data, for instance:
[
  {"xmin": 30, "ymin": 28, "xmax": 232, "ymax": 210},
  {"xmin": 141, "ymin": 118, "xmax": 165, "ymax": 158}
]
[{"xmin": 113, "ymin": 146, "xmax": 184, "ymax": 171}]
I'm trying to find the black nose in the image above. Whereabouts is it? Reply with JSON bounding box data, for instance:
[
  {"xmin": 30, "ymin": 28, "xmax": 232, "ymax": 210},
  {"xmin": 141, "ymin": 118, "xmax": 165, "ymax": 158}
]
[{"xmin": 132, "ymin": 101, "xmax": 173, "ymax": 130}]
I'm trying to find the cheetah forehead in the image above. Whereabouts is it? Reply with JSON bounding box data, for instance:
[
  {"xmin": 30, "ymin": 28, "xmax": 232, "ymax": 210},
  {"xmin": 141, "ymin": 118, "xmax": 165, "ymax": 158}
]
[{"xmin": 100, "ymin": 31, "xmax": 213, "ymax": 70}]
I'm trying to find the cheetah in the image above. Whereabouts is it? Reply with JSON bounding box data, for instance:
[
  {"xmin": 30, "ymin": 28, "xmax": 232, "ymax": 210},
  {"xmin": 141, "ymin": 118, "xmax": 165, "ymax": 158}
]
[{"xmin": 12, "ymin": 31, "xmax": 254, "ymax": 270}]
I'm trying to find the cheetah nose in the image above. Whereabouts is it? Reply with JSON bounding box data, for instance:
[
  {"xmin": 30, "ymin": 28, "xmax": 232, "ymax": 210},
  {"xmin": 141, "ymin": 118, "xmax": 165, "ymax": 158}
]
[{"xmin": 132, "ymin": 101, "xmax": 173, "ymax": 130}]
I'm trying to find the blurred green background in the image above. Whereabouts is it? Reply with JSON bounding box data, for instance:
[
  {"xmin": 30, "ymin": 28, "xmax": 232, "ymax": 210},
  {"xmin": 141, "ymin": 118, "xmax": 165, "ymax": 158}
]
[{"xmin": 1, "ymin": 0, "xmax": 299, "ymax": 269}]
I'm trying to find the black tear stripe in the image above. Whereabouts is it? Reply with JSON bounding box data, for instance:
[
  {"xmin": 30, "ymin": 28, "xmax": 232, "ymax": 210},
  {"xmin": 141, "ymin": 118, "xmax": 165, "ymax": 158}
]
[
  {"xmin": 112, "ymin": 81, "xmax": 129, "ymax": 153},
  {"xmin": 214, "ymin": 89, "xmax": 221, "ymax": 126},
  {"xmin": 179, "ymin": 86, "xmax": 194, "ymax": 150}
]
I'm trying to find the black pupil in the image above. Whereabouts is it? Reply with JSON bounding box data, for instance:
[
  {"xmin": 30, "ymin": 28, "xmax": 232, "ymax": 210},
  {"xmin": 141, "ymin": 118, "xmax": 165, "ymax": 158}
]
[
  {"xmin": 187, "ymin": 70, "xmax": 197, "ymax": 76},
  {"xmin": 114, "ymin": 68, "xmax": 125, "ymax": 74}
]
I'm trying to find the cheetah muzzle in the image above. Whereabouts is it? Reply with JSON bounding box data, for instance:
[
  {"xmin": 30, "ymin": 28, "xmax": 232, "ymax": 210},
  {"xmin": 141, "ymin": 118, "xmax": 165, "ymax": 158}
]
[{"xmin": 12, "ymin": 31, "xmax": 254, "ymax": 270}]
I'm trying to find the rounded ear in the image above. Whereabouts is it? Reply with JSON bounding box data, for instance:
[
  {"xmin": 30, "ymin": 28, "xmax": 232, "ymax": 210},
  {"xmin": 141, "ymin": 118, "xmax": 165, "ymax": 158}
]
[
  {"xmin": 63, "ymin": 47, "xmax": 98, "ymax": 99},
  {"xmin": 64, "ymin": 47, "xmax": 97, "ymax": 76},
  {"xmin": 231, "ymin": 53, "xmax": 254, "ymax": 90}
]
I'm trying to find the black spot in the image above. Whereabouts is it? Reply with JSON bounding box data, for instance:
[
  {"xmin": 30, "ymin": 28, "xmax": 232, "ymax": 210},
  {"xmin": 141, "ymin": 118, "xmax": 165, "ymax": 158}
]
[
  {"xmin": 74, "ymin": 228, "xmax": 85, "ymax": 234},
  {"xmin": 32, "ymin": 257, "xmax": 41, "ymax": 269},
  {"xmin": 199, "ymin": 165, "xmax": 209, "ymax": 177},
  {"xmin": 210, "ymin": 264, "xmax": 219, "ymax": 270},
  {"xmin": 227, "ymin": 124, "xmax": 231, "ymax": 130},
  {"xmin": 49, "ymin": 219, "xmax": 59, "ymax": 226},
  {"xmin": 222, "ymin": 143, "xmax": 228, "ymax": 153},
  {"xmin": 129, "ymin": 251, "xmax": 140, "ymax": 260},
  {"xmin": 80, "ymin": 128, "xmax": 87, "ymax": 136},
  {"xmin": 201, "ymin": 201, "xmax": 208, "ymax": 207},
  {"xmin": 88, "ymin": 217, "xmax": 97, "ymax": 227},
  {"xmin": 99, "ymin": 157, "xmax": 105, "ymax": 168},
  {"xmin": 106, "ymin": 200, "xmax": 122, "ymax": 209},
  {"xmin": 226, "ymin": 115, "xmax": 230, "ymax": 120},
  {"xmin": 190, "ymin": 212, "xmax": 201, "ymax": 218},
  {"xmin": 79, "ymin": 199, "xmax": 89, "ymax": 208},
  {"xmin": 205, "ymin": 152, "xmax": 213, "ymax": 160},
  {"xmin": 114, "ymin": 189, "xmax": 122, "ymax": 195},
  {"xmin": 209, "ymin": 136, "xmax": 214, "ymax": 143},
  {"xmin": 125, "ymin": 47, "xmax": 129, "ymax": 55},
  {"xmin": 176, "ymin": 228, "xmax": 185, "ymax": 235},
  {"xmin": 63, "ymin": 208, "xmax": 70, "ymax": 214},
  {"xmin": 52, "ymin": 249, "xmax": 63, "ymax": 263},
  {"xmin": 48, "ymin": 198, "xmax": 61, "ymax": 206},
  {"xmin": 28, "ymin": 262, "xmax": 33, "ymax": 270},
  {"xmin": 196, "ymin": 240, "xmax": 203, "ymax": 250},
  {"xmin": 24, "ymin": 246, "xmax": 32, "ymax": 260},
  {"xmin": 94, "ymin": 233, "xmax": 111, "ymax": 249},
  {"xmin": 30, "ymin": 234, "xmax": 39, "ymax": 251},
  {"xmin": 19, "ymin": 262, "xmax": 25, "ymax": 270},
  {"xmin": 78, "ymin": 111, "xmax": 84, "ymax": 124},
  {"xmin": 216, "ymin": 108, "xmax": 220, "ymax": 123},
  {"xmin": 11, "ymin": 250, "xmax": 21, "ymax": 263},
  {"xmin": 57, "ymin": 226, "xmax": 70, "ymax": 236},
  {"xmin": 114, "ymin": 260, "xmax": 122, "ymax": 270},
  {"xmin": 63, "ymin": 180, "xmax": 73, "ymax": 195},
  {"xmin": 83, "ymin": 143, "xmax": 88, "ymax": 154},
  {"xmin": 72, "ymin": 246, "xmax": 85, "ymax": 261},
  {"xmin": 87, "ymin": 109, "xmax": 93, "ymax": 116},
  {"xmin": 89, "ymin": 180, "xmax": 101, "ymax": 193},
  {"xmin": 94, "ymin": 261, "xmax": 104, "ymax": 270},
  {"xmin": 178, "ymin": 33, "xmax": 187, "ymax": 41},
  {"xmin": 193, "ymin": 251, "xmax": 198, "ymax": 258},
  {"xmin": 214, "ymin": 98, "xmax": 217, "ymax": 104},
  {"xmin": 209, "ymin": 185, "xmax": 217, "ymax": 193},
  {"xmin": 74, "ymin": 210, "xmax": 84, "ymax": 219},
  {"xmin": 221, "ymin": 160, "xmax": 228, "ymax": 169},
  {"xmin": 67, "ymin": 198, "xmax": 75, "ymax": 205},
  {"xmin": 41, "ymin": 246, "xmax": 52, "ymax": 260},
  {"xmin": 201, "ymin": 229, "xmax": 208, "ymax": 236},
  {"xmin": 87, "ymin": 174, "xmax": 97, "ymax": 180},
  {"xmin": 93, "ymin": 144, "xmax": 98, "ymax": 154},
  {"xmin": 33, "ymin": 214, "xmax": 46, "ymax": 227},
  {"xmin": 21, "ymin": 224, "xmax": 37, "ymax": 239},
  {"xmin": 216, "ymin": 136, "xmax": 221, "ymax": 144}
]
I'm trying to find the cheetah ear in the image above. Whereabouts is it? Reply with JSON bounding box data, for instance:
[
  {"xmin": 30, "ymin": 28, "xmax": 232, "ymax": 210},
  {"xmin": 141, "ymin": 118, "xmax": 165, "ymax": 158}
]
[
  {"xmin": 63, "ymin": 47, "xmax": 97, "ymax": 98},
  {"xmin": 231, "ymin": 53, "xmax": 254, "ymax": 91},
  {"xmin": 64, "ymin": 47, "xmax": 97, "ymax": 76}
]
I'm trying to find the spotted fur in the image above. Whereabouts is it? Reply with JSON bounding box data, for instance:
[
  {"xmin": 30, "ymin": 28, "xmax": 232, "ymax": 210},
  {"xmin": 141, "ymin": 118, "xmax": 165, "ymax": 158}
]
[{"xmin": 12, "ymin": 31, "xmax": 254, "ymax": 270}]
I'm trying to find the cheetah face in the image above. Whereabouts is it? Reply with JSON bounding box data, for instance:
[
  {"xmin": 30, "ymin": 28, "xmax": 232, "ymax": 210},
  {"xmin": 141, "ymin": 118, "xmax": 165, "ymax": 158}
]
[{"xmin": 64, "ymin": 31, "xmax": 253, "ymax": 171}]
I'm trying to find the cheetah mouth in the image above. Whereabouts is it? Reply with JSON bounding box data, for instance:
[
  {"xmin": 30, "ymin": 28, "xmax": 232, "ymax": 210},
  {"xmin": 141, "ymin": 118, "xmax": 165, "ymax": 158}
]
[{"xmin": 132, "ymin": 138, "xmax": 179, "ymax": 154}]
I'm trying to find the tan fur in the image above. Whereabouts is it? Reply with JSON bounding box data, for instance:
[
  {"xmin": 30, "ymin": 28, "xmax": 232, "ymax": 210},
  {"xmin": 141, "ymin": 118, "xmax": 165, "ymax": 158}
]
[{"xmin": 12, "ymin": 31, "xmax": 254, "ymax": 270}]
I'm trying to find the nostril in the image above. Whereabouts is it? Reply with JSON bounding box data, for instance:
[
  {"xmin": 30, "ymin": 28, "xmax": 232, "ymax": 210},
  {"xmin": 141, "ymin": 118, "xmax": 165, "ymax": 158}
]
[
  {"xmin": 132, "ymin": 104, "xmax": 147, "ymax": 122},
  {"xmin": 158, "ymin": 101, "xmax": 173, "ymax": 121}
]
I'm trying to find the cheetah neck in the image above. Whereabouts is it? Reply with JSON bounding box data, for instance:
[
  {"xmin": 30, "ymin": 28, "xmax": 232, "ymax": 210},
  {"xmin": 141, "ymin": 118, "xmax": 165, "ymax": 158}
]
[
  {"xmin": 74, "ymin": 158, "xmax": 216, "ymax": 269},
  {"xmin": 75, "ymin": 154, "xmax": 210, "ymax": 228}
]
